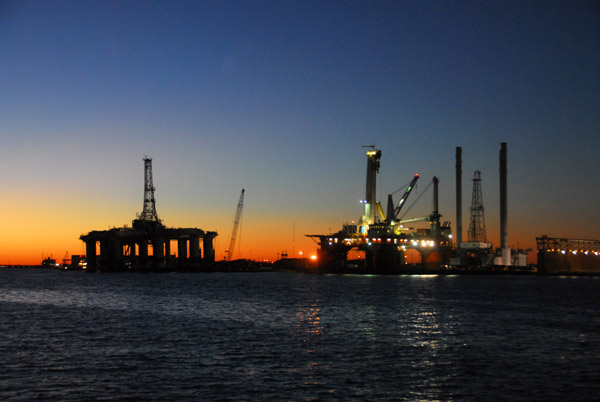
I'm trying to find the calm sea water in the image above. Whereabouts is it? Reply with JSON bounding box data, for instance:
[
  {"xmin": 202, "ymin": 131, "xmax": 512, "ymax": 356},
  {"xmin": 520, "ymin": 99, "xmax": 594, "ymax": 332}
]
[{"xmin": 0, "ymin": 268, "xmax": 598, "ymax": 401}]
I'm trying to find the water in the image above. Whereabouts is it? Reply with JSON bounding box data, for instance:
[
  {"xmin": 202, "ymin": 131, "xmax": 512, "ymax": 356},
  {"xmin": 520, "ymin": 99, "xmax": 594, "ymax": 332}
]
[{"xmin": 1, "ymin": 269, "xmax": 598, "ymax": 401}]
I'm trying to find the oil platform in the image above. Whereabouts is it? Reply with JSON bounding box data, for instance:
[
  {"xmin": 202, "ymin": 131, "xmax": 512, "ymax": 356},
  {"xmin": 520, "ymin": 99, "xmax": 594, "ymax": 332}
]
[
  {"xmin": 80, "ymin": 157, "xmax": 217, "ymax": 272},
  {"xmin": 307, "ymin": 146, "xmax": 453, "ymax": 273}
]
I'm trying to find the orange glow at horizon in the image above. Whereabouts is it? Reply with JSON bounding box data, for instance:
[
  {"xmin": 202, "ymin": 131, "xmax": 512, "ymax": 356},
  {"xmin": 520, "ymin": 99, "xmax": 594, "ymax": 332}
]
[{"xmin": 0, "ymin": 187, "xmax": 579, "ymax": 266}]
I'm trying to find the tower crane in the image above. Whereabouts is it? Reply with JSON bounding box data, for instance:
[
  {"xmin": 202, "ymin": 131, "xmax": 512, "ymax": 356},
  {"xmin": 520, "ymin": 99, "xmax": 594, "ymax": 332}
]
[{"xmin": 225, "ymin": 189, "xmax": 245, "ymax": 261}]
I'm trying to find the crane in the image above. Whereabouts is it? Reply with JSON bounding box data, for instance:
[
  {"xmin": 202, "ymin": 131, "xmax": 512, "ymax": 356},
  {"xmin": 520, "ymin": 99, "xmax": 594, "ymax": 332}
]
[
  {"xmin": 386, "ymin": 174, "xmax": 420, "ymax": 223},
  {"xmin": 225, "ymin": 189, "xmax": 245, "ymax": 261}
]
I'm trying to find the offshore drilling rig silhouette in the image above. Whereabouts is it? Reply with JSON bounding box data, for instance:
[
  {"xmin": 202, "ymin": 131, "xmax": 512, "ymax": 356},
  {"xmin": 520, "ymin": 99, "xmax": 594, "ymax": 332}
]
[
  {"xmin": 307, "ymin": 146, "xmax": 454, "ymax": 273},
  {"xmin": 80, "ymin": 157, "xmax": 217, "ymax": 272}
]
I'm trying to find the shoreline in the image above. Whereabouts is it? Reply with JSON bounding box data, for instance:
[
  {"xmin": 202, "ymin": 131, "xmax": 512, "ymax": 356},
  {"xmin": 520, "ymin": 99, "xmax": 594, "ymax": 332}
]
[{"xmin": 2, "ymin": 264, "xmax": 598, "ymax": 277}]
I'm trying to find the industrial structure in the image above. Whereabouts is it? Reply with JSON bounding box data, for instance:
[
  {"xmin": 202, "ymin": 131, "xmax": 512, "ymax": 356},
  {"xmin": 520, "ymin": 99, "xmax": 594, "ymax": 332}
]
[
  {"xmin": 455, "ymin": 147, "xmax": 463, "ymax": 252},
  {"xmin": 452, "ymin": 143, "xmax": 531, "ymax": 268},
  {"xmin": 467, "ymin": 171, "xmax": 486, "ymax": 243},
  {"xmin": 459, "ymin": 170, "xmax": 494, "ymax": 266},
  {"xmin": 307, "ymin": 146, "xmax": 453, "ymax": 273},
  {"xmin": 499, "ymin": 142, "xmax": 511, "ymax": 266},
  {"xmin": 80, "ymin": 157, "xmax": 217, "ymax": 272},
  {"xmin": 305, "ymin": 142, "xmax": 544, "ymax": 273},
  {"xmin": 225, "ymin": 189, "xmax": 245, "ymax": 261},
  {"xmin": 537, "ymin": 236, "xmax": 600, "ymax": 274}
]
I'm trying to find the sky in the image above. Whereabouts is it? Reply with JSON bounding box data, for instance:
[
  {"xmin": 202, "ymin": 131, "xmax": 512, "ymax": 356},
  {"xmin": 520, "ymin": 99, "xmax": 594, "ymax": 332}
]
[{"xmin": 1, "ymin": 0, "xmax": 599, "ymax": 265}]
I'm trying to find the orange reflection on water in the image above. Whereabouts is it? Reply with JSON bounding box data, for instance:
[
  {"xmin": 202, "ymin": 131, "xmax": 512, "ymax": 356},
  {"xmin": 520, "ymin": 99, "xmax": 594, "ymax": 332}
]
[
  {"xmin": 293, "ymin": 303, "xmax": 328, "ymax": 389},
  {"xmin": 295, "ymin": 304, "xmax": 323, "ymax": 336}
]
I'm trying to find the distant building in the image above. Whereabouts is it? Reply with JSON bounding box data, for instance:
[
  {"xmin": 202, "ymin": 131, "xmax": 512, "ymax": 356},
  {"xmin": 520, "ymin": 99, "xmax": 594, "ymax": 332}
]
[{"xmin": 537, "ymin": 236, "xmax": 600, "ymax": 274}]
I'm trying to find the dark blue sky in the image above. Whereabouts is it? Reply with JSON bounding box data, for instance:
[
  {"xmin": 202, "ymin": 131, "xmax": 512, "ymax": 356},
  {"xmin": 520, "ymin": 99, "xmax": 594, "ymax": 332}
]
[{"xmin": 1, "ymin": 0, "xmax": 598, "ymax": 262}]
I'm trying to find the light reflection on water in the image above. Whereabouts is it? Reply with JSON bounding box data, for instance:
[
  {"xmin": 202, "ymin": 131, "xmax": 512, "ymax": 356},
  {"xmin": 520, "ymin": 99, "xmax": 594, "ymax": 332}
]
[
  {"xmin": 0, "ymin": 269, "xmax": 599, "ymax": 401},
  {"xmin": 294, "ymin": 303, "xmax": 326, "ymax": 389},
  {"xmin": 296, "ymin": 304, "xmax": 323, "ymax": 336}
]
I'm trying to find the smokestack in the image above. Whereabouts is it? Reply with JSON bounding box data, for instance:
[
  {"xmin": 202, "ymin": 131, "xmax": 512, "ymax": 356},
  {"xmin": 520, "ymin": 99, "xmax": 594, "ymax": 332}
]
[
  {"xmin": 456, "ymin": 147, "xmax": 462, "ymax": 250},
  {"xmin": 430, "ymin": 176, "xmax": 440, "ymax": 236},
  {"xmin": 433, "ymin": 176, "xmax": 439, "ymax": 216},
  {"xmin": 500, "ymin": 142, "xmax": 511, "ymax": 265}
]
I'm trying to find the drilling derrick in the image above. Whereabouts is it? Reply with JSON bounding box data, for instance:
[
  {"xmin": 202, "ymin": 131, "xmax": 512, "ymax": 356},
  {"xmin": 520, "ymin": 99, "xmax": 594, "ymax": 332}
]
[
  {"xmin": 467, "ymin": 171, "xmax": 486, "ymax": 242},
  {"xmin": 134, "ymin": 157, "xmax": 162, "ymax": 230},
  {"xmin": 225, "ymin": 189, "xmax": 245, "ymax": 261}
]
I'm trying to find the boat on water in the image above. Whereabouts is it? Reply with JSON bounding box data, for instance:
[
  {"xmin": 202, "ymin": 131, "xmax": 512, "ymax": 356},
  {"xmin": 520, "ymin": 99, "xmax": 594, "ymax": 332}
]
[{"xmin": 41, "ymin": 257, "xmax": 58, "ymax": 268}]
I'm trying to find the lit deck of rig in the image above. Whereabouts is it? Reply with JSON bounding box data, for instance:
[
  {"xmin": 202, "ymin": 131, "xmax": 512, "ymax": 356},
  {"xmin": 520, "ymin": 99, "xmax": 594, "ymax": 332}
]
[
  {"xmin": 307, "ymin": 146, "xmax": 453, "ymax": 273},
  {"xmin": 80, "ymin": 157, "xmax": 216, "ymax": 272}
]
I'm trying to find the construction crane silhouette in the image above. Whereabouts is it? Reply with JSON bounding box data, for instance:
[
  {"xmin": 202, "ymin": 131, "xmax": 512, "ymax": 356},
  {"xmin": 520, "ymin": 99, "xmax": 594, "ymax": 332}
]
[{"xmin": 225, "ymin": 189, "xmax": 245, "ymax": 261}]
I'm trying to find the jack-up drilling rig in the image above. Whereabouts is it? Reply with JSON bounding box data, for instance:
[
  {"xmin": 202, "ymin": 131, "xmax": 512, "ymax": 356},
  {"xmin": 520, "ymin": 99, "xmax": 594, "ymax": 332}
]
[{"xmin": 225, "ymin": 189, "xmax": 245, "ymax": 261}]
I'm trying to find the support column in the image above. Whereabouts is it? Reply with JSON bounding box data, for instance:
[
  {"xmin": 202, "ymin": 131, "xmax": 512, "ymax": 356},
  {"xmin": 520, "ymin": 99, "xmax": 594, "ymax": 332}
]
[
  {"xmin": 113, "ymin": 239, "xmax": 123, "ymax": 270},
  {"xmin": 190, "ymin": 235, "xmax": 200, "ymax": 260},
  {"xmin": 99, "ymin": 239, "xmax": 122, "ymax": 272},
  {"xmin": 99, "ymin": 240, "xmax": 109, "ymax": 271},
  {"xmin": 165, "ymin": 238, "xmax": 171, "ymax": 268},
  {"xmin": 124, "ymin": 241, "xmax": 136, "ymax": 270},
  {"xmin": 152, "ymin": 236, "xmax": 165, "ymax": 269},
  {"xmin": 129, "ymin": 242, "xmax": 137, "ymax": 257},
  {"xmin": 85, "ymin": 239, "xmax": 97, "ymax": 272},
  {"xmin": 178, "ymin": 238, "xmax": 188, "ymax": 263},
  {"xmin": 139, "ymin": 240, "xmax": 148, "ymax": 270},
  {"xmin": 203, "ymin": 233, "xmax": 216, "ymax": 263}
]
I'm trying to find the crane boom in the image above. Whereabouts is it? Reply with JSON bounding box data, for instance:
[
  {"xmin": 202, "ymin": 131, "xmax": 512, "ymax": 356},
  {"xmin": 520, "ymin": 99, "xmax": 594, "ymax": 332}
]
[
  {"xmin": 388, "ymin": 174, "xmax": 419, "ymax": 222},
  {"xmin": 226, "ymin": 189, "xmax": 245, "ymax": 261}
]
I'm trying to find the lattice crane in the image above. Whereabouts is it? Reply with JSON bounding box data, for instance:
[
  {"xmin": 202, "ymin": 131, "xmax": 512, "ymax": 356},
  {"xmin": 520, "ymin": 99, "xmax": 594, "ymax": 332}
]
[{"xmin": 225, "ymin": 189, "xmax": 245, "ymax": 261}]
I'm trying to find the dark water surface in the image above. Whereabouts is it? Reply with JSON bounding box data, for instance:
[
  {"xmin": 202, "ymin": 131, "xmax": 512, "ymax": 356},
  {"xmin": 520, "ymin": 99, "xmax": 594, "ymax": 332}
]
[{"xmin": 1, "ymin": 269, "xmax": 598, "ymax": 401}]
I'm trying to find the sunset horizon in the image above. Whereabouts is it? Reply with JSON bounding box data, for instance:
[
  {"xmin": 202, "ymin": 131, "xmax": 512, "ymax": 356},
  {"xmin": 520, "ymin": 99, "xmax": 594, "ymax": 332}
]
[{"xmin": 1, "ymin": 1, "xmax": 598, "ymax": 267}]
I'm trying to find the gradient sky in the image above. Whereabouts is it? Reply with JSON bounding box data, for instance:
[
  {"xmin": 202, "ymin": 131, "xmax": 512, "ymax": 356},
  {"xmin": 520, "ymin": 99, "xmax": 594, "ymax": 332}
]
[{"xmin": 1, "ymin": 0, "xmax": 598, "ymax": 264}]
